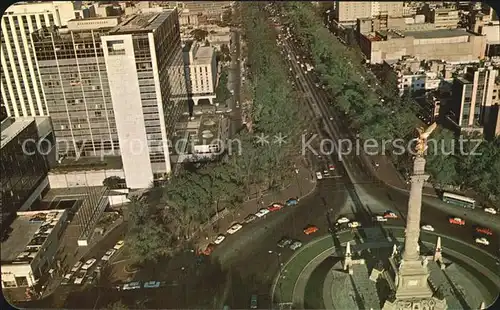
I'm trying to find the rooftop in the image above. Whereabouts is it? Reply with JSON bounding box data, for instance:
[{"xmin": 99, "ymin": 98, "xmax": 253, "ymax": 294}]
[
  {"xmin": 109, "ymin": 10, "xmax": 174, "ymax": 34},
  {"xmin": 405, "ymin": 28, "xmax": 479, "ymax": 39},
  {"xmin": 50, "ymin": 155, "xmax": 123, "ymax": 173},
  {"xmin": 194, "ymin": 46, "xmax": 214, "ymax": 64},
  {"xmin": 1, "ymin": 210, "xmax": 66, "ymax": 264},
  {"xmin": 0, "ymin": 117, "xmax": 34, "ymax": 149}
]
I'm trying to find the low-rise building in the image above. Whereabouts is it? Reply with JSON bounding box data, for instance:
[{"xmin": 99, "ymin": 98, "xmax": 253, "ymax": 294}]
[
  {"xmin": 360, "ymin": 28, "xmax": 487, "ymax": 64},
  {"xmin": 1, "ymin": 210, "xmax": 68, "ymax": 288}
]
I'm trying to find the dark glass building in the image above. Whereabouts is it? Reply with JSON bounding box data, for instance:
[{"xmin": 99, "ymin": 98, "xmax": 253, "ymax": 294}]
[{"xmin": 1, "ymin": 118, "xmax": 49, "ymax": 237}]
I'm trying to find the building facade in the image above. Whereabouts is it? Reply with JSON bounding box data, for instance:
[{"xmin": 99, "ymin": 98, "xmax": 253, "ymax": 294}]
[
  {"xmin": 182, "ymin": 40, "xmax": 217, "ymax": 105},
  {"xmin": 1, "ymin": 1, "xmax": 75, "ymax": 118},
  {"xmin": 101, "ymin": 11, "xmax": 187, "ymax": 188},
  {"xmin": 32, "ymin": 17, "xmax": 121, "ymax": 159},
  {"xmin": 334, "ymin": 1, "xmax": 403, "ymax": 25},
  {"xmin": 451, "ymin": 66, "xmax": 499, "ymax": 129}
]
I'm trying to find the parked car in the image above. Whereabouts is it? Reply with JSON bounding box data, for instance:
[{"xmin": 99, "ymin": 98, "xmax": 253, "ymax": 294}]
[
  {"xmin": 303, "ymin": 225, "xmax": 319, "ymax": 235},
  {"xmin": 475, "ymin": 227, "xmax": 493, "ymax": 236},
  {"xmin": 200, "ymin": 244, "xmax": 215, "ymax": 256},
  {"xmin": 484, "ymin": 208, "xmax": 497, "ymax": 215},
  {"xmin": 85, "ymin": 274, "xmax": 95, "ymax": 285},
  {"xmin": 337, "ymin": 217, "xmax": 350, "ymax": 224},
  {"xmin": 122, "ymin": 282, "xmax": 141, "ymax": 290},
  {"xmin": 71, "ymin": 261, "xmax": 83, "ymax": 273},
  {"xmin": 227, "ymin": 223, "xmax": 243, "ymax": 235},
  {"xmin": 143, "ymin": 281, "xmax": 161, "ymax": 289},
  {"xmin": 214, "ymin": 234, "xmax": 226, "ymax": 245},
  {"xmin": 328, "ymin": 163, "xmax": 335, "ymax": 171},
  {"xmin": 290, "ymin": 241, "xmax": 303, "ymax": 251},
  {"xmin": 383, "ymin": 211, "xmax": 398, "ymax": 219},
  {"xmin": 475, "ymin": 237, "xmax": 490, "ymax": 246},
  {"xmin": 286, "ymin": 198, "xmax": 299, "ymax": 206},
  {"xmin": 113, "ymin": 240, "xmax": 125, "ymax": 250},
  {"xmin": 250, "ymin": 294, "xmax": 258, "ymax": 309},
  {"xmin": 315, "ymin": 172, "xmax": 323, "ymax": 180},
  {"xmin": 102, "ymin": 249, "xmax": 116, "ymax": 261},
  {"xmin": 373, "ymin": 215, "xmax": 387, "ymax": 222},
  {"xmin": 277, "ymin": 237, "xmax": 293, "ymax": 248},
  {"xmin": 348, "ymin": 221, "xmax": 361, "ymax": 228},
  {"xmin": 81, "ymin": 258, "xmax": 97, "ymax": 270},
  {"xmin": 61, "ymin": 277, "xmax": 71, "ymax": 285},
  {"xmin": 244, "ymin": 214, "xmax": 257, "ymax": 223},
  {"xmin": 421, "ymin": 225, "xmax": 434, "ymax": 232},
  {"xmin": 449, "ymin": 217, "xmax": 465, "ymax": 226},
  {"xmin": 64, "ymin": 273, "xmax": 73, "ymax": 280},
  {"xmin": 255, "ymin": 208, "xmax": 270, "ymax": 218},
  {"xmin": 74, "ymin": 270, "xmax": 87, "ymax": 285},
  {"xmin": 268, "ymin": 203, "xmax": 284, "ymax": 212}
]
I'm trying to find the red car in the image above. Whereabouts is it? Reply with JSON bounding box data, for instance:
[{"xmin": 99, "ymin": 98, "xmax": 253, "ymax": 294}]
[
  {"xmin": 449, "ymin": 217, "xmax": 465, "ymax": 225},
  {"xmin": 328, "ymin": 163, "xmax": 336, "ymax": 171},
  {"xmin": 476, "ymin": 227, "xmax": 493, "ymax": 236},
  {"xmin": 303, "ymin": 225, "xmax": 319, "ymax": 235},
  {"xmin": 383, "ymin": 212, "xmax": 398, "ymax": 219},
  {"xmin": 267, "ymin": 203, "xmax": 284, "ymax": 212},
  {"xmin": 199, "ymin": 244, "xmax": 215, "ymax": 256}
]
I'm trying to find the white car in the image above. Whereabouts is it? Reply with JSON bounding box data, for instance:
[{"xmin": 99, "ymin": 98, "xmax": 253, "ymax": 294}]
[
  {"xmin": 475, "ymin": 237, "xmax": 490, "ymax": 246},
  {"xmin": 113, "ymin": 240, "xmax": 125, "ymax": 250},
  {"xmin": 227, "ymin": 223, "xmax": 243, "ymax": 235},
  {"xmin": 74, "ymin": 270, "xmax": 87, "ymax": 285},
  {"xmin": 123, "ymin": 282, "xmax": 141, "ymax": 290},
  {"xmin": 374, "ymin": 216, "xmax": 387, "ymax": 222},
  {"xmin": 484, "ymin": 208, "xmax": 497, "ymax": 215},
  {"xmin": 102, "ymin": 249, "xmax": 116, "ymax": 261},
  {"xmin": 290, "ymin": 241, "xmax": 303, "ymax": 251},
  {"xmin": 421, "ymin": 225, "xmax": 435, "ymax": 232},
  {"xmin": 71, "ymin": 261, "xmax": 83, "ymax": 273},
  {"xmin": 337, "ymin": 217, "xmax": 351, "ymax": 224},
  {"xmin": 316, "ymin": 172, "xmax": 323, "ymax": 180},
  {"xmin": 81, "ymin": 258, "xmax": 97, "ymax": 270},
  {"xmin": 214, "ymin": 234, "xmax": 226, "ymax": 245},
  {"xmin": 63, "ymin": 273, "xmax": 73, "ymax": 280},
  {"xmin": 255, "ymin": 208, "xmax": 270, "ymax": 218},
  {"xmin": 348, "ymin": 221, "xmax": 361, "ymax": 228}
]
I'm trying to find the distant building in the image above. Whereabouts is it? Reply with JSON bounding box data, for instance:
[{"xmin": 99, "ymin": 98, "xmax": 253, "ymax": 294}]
[
  {"xmin": 1, "ymin": 210, "xmax": 67, "ymax": 288},
  {"xmin": 32, "ymin": 17, "xmax": 122, "ymax": 159},
  {"xmin": 1, "ymin": 1, "xmax": 76, "ymax": 118},
  {"xmin": 182, "ymin": 40, "xmax": 217, "ymax": 105},
  {"xmin": 101, "ymin": 11, "xmax": 187, "ymax": 188},
  {"xmin": 333, "ymin": 1, "xmax": 403, "ymax": 26},
  {"xmin": 451, "ymin": 66, "xmax": 499, "ymax": 132},
  {"xmin": 359, "ymin": 28, "xmax": 487, "ymax": 64},
  {"xmin": 420, "ymin": 4, "xmax": 459, "ymax": 29},
  {"xmin": 1, "ymin": 117, "xmax": 53, "ymax": 236}
]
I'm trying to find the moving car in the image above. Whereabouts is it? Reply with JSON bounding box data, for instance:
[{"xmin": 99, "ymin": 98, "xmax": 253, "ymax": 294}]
[
  {"xmin": 475, "ymin": 237, "xmax": 490, "ymax": 246},
  {"xmin": 383, "ymin": 211, "xmax": 398, "ymax": 219},
  {"xmin": 81, "ymin": 258, "xmax": 97, "ymax": 270},
  {"xmin": 421, "ymin": 225, "xmax": 435, "ymax": 232},
  {"xmin": 290, "ymin": 241, "xmax": 303, "ymax": 251},
  {"xmin": 373, "ymin": 215, "xmax": 388, "ymax": 222},
  {"xmin": 227, "ymin": 223, "xmax": 243, "ymax": 235},
  {"xmin": 113, "ymin": 240, "xmax": 125, "ymax": 250},
  {"xmin": 143, "ymin": 281, "xmax": 161, "ymax": 289},
  {"xmin": 285, "ymin": 198, "xmax": 299, "ymax": 206},
  {"xmin": 348, "ymin": 221, "xmax": 361, "ymax": 228},
  {"xmin": 102, "ymin": 249, "xmax": 116, "ymax": 261},
  {"xmin": 123, "ymin": 282, "xmax": 141, "ymax": 290},
  {"xmin": 244, "ymin": 214, "xmax": 257, "ymax": 223},
  {"xmin": 214, "ymin": 234, "xmax": 226, "ymax": 245},
  {"xmin": 315, "ymin": 172, "xmax": 323, "ymax": 180},
  {"xmin": 267, "ymin": 203, "xmax": 284, "ymax": 212},
  {"xmin": 277, "ymin": 237, "xmax": 293, "ymax": 248},
  {"xmin": 71, "ymin": 261, "xmax": 83, "ymax": 273},
  {"xmin": 475, "ymin": 227, "xmax": 493, "ymax": 236},
  {"xmin": 303, "ymin": 225, "xmax": 319, "ymax": 235},
  {"xmin": 328, "ymin": 163, "xmax": 335, "ymax": 170},
  {"xmin": 200, "ymin": 244, "xmax": 215, "ymax": 256},
  {"xmin": 337, "ymin": 217, "xmax": 350, "ymax": 224},
  {"xmin": 250, "ymin": 294, "xmax": 258, "ymax": 309},
  {"xmin": 322, "ymin": 170, "xmax": 330, "ymax": 177},
  {"xmin": 85, "ymin": 274, "xmax": 95, "ymax": 285},
  {"xmin": 74, "ymin": 270, "xmax": 87, "ymax": 285},
  {"xmin": 449, "ymin": 217, "xmax": 465, "ymax": 225},
  {"xmin": 255, "ymin": 208, "xmax": 270, "ymax": 218},
  {"xmin": 484, "ymin": 208, "xmax": 497, "ymax": 215}
]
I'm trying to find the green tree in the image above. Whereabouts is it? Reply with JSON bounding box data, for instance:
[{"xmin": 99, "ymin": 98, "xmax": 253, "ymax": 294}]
[
  {"xmin": 191, "ymin": 29, "xmax": 208, "ymax": 41},
  {"xmin": 104, "ymin": 300, "xmax": 128, "ymax": 310},
  {"xmin": 425, "ymin": 128, "xmax": 458, "ymax": 186}
]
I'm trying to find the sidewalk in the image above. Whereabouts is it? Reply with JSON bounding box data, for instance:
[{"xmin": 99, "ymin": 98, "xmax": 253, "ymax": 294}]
[{"xmin": 196, "ymin": 159, "xmax": 317, "ymax": 245}]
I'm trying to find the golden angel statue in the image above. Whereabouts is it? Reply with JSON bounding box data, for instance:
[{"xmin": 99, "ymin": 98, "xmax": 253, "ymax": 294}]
[{"xmin": 415, "ymin": 122, "xmax": 437, "ymax": 157}]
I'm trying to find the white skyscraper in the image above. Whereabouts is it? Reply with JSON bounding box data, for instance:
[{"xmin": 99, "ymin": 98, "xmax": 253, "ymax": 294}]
[{"xmin": 1, "ymin": 1, "xmax": 75, "ymax": 118}]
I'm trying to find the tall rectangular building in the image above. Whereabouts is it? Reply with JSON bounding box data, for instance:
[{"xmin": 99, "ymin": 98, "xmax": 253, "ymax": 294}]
[
  {"xmin": 452, "ymin": 66, "xmax": 499, "ymax": 128},
  {"xmin": 182, "ymin": 40, "xmax": 217, "ymax": 105},
  {"xmin": 32, "ymin": 17, "xmax": 121, "ymax": 159},
  {"xmin": 334, "ymin": 1, "xmax": 403, "ymax": 25},
  {"xmin": 101, "ymin": 11, "xmax": 187, "ymax": 188},
  {"xmin": 1, "ymin": 1, "xmax": 76, "ymax": 118}
]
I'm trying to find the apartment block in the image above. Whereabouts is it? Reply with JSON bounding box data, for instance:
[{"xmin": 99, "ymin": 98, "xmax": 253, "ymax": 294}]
[
  {"xmin": 182, "ymin": 40, "xmax": 217, "ymax": 105},
  {"xmin": 101, "ymin": 11, "xmax": 187, "ymax": 188},
  {"xmin": 32, "ymin": 17, "xmax": 122, "ymax": 159},
  {"xmin": 334, "ymin": 1, "xmax": 403, "ymax": 25},
  {"xmin": 421, "ymin": 5, "xmax": 459, "ymax": 29},
  {"xmin": 1, "ymin": 1, "xmax": 75, "ymax": 118},
  {"xmin": 451, "ymin": 66, "xmax": 499, "ymax": 129}
]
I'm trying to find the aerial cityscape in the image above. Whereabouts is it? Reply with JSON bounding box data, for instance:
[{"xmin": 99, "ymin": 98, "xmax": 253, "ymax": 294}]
[{"xmin": 1, "ymin": 1, "xmax": 500, "ymax": 309}]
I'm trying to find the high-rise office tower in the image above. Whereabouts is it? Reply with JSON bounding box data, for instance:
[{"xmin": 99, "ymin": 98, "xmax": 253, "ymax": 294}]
[
  {"xmin": 32, "ymin": 17, "xmax": 122, "ymax": 158},
  {"xmin": 1, "ymin": 2, "xmax": 77, "ymax": 118},
  {"xmin": 101, "ymin": 10, "xmax": 187, "ymax": 188}
]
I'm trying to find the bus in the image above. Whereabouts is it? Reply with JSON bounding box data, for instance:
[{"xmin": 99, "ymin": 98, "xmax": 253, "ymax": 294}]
[{"xmin": 442, "ymin": 192, "xmax": 475, "ymax": 209}]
